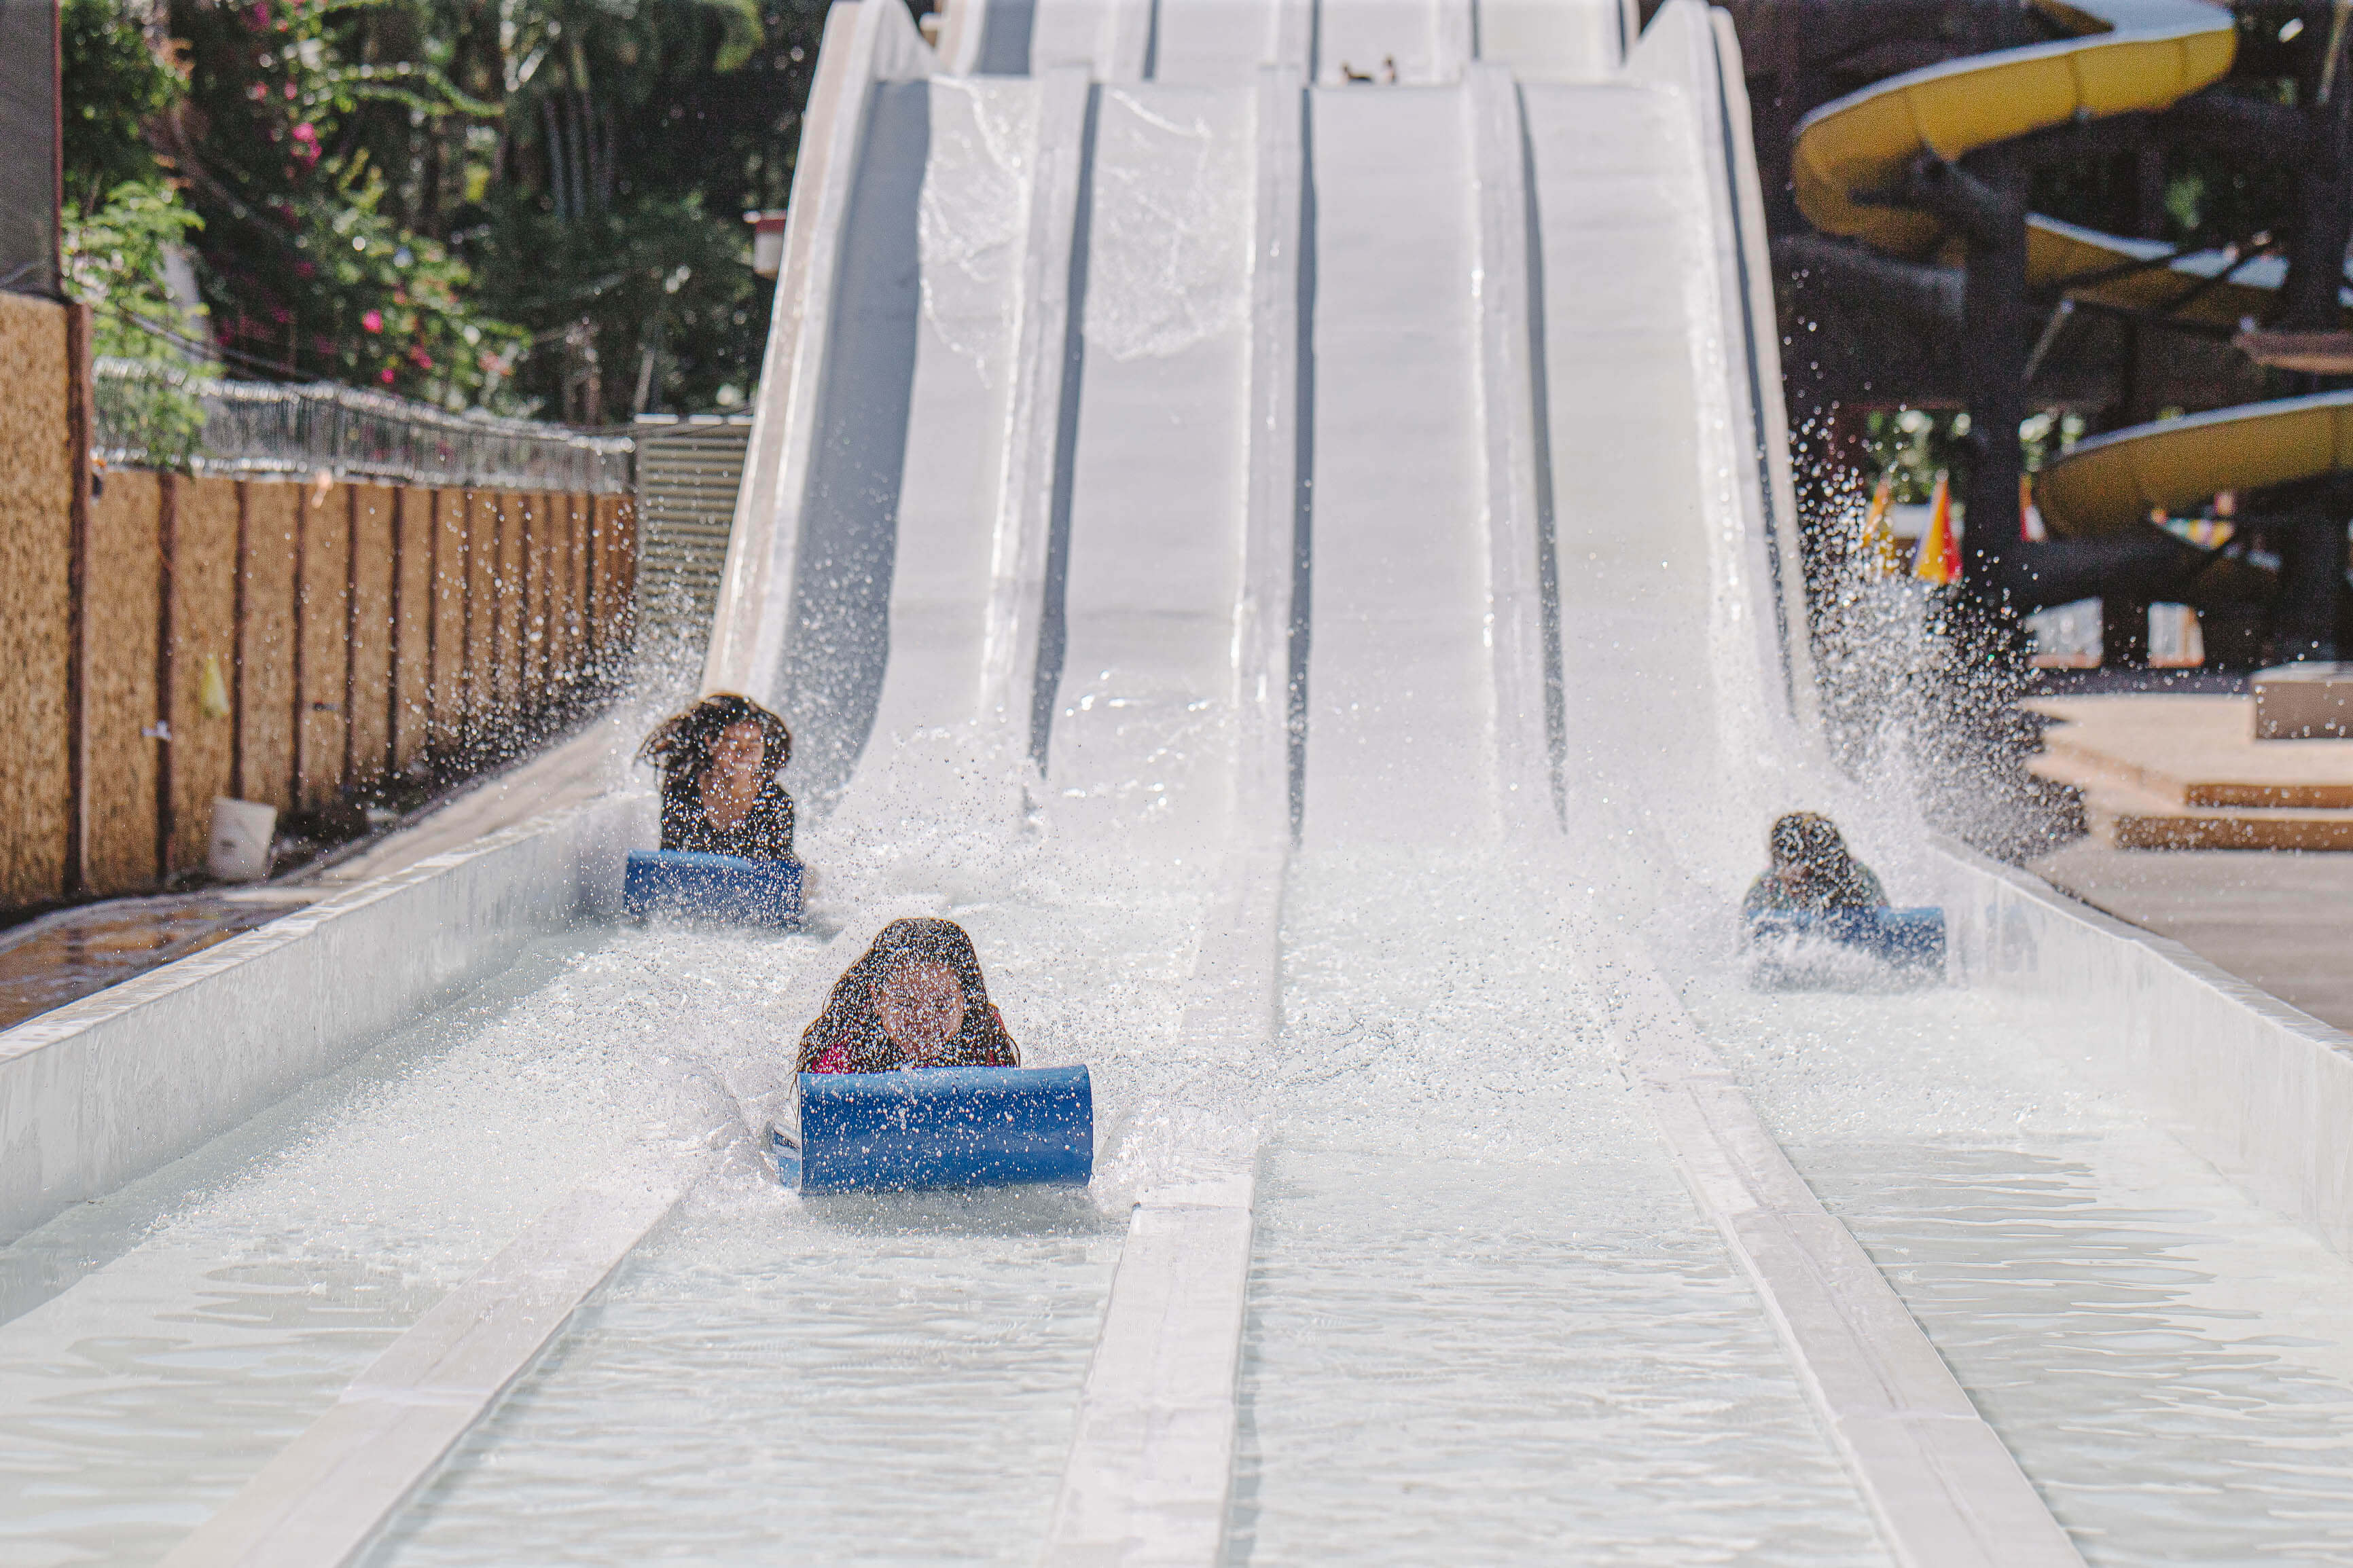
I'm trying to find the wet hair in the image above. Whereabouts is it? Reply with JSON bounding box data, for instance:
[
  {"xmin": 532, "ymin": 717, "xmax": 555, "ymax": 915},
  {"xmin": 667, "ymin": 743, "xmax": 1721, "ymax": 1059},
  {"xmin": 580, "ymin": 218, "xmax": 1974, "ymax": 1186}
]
[
  {"xmin": 637, "ymin": 693, "xmax": 791, "ymax": 790},
  {"xmin": 1769, "ymin": 810, "xmax": 1839, "ymax": 870},
  {"xmin": 795, "ymin": 918, "xmax": 1020, "ymax": 1073},
  {"xmin": 1767, "ymin": 812, "xmax": 1874, "ymax": 905}
]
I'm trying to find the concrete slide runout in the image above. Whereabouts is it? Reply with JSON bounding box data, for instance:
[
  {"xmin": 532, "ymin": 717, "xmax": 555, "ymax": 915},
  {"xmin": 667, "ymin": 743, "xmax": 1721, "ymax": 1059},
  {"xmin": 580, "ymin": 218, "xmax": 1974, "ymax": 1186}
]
[
  {"xmin": 0, "ymin": 793, "xmax": 650, "ymax": 1244},
  {"xmin": 1934, "ymin": 836, "xmax": 2353, "ymax": 1260},
  {"xmin": 154, "ymin": 1161, "xmax": 700, "ymax": 1568}
]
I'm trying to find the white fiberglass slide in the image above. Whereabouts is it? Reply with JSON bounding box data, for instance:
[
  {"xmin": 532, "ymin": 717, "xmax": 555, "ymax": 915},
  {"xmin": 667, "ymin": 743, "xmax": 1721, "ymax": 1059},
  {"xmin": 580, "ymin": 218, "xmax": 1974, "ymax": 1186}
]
[
  {"xmin": 22, "ymin": 1, "xmax": 2353, "ymax": 1563},
  {"xmin": 1297, "ymin": 83, "xmax": 1498, "ymax": 848}
]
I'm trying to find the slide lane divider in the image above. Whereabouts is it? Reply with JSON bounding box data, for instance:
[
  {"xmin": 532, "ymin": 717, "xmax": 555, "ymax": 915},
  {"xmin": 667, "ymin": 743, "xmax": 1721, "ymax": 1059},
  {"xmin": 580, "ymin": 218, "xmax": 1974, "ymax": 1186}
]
[
  {"xmin": 1466, "ymin": 62, "xmax": 1564, "ymax": 832},
  {"xmin": 1041, "ymin": 845, "xmax": 1279, "ymax": 1568},
  {"xmin": 1587, "ymin": 933, "xmax": 2084, "ymax": 1568},
  {"xmin": 156, "ymin": 1159, "xmax": 705, "ymax": 1568},
  {"xmin": 1039, "ymin": 65, "xmax": 1306, "ymax": 1568},
  {"xmin": 982, "ymin": 63, "xmax": 1094, "ymax": 760}
]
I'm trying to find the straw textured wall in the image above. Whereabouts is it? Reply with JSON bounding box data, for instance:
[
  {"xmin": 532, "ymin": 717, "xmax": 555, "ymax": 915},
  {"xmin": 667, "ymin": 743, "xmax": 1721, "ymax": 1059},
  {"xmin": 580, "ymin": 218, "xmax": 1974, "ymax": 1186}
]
[
  {"xmin": 168, "ymin": 477, "xmax": 240, "ymax": 872},
  {"xmin": 429, "ymin": 488, "xmax": 472, "ymax": 753},
  {"xmin": 346, "ymin": 484, "xmax": 397, "ymax": 790},
  {"xmin": 465, "ymin": 490, "xmax": 503, "ymax": 733},
  {"xmin": 294, "ymin": 481, "xmax": 351, "ymax": 809},
  {"xmin": 0, "ymin": 454, "xmax": 635, "ymax": 911},
  {"xmin": 84, "ymin": 470, "xmax": 162, "ymax": 894},
  {"xmin": 0, "ymin": 295, "xmax": 76, "ymax": 907},
  {"xmin": 391, "ymin": 486, "xmax": 434, "ymax": 773},
  {"xmin": 238, "ymin": 481, "xmax": 300, "ymax": 812},
  {"xmin": 590, "ymin": 492, "xmax": 637, "ymax": 661}
]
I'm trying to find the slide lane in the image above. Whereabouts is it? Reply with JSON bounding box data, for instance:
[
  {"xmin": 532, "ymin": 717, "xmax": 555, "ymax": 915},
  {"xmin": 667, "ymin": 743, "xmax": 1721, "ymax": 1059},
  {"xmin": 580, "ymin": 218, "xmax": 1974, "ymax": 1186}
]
[
  {"xmin": 1234, "ymin": 52, "xmax": 1901, "ymax": 1561},
  {"xmin": 1297, "ymin": 82, "xmax": 1497, "ymax": 847},
  {"xmin": 1558, "ymin": 13, "xmax": 2353, "ymax": 1563},
  {"xmin": 1045, "ymin": 79, "xmax": 1259, "ymax": 853},
  {"xmin": 370, "ymin": 73, "xmax": 1276, "ymax": 1568}
]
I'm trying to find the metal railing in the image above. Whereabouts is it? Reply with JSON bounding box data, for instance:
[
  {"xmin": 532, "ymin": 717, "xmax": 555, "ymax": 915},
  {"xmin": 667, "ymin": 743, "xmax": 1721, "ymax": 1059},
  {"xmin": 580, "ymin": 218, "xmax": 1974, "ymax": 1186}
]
[{"xmin": 92, "ymin": 359, "xmax": 634, "ymax": 494}]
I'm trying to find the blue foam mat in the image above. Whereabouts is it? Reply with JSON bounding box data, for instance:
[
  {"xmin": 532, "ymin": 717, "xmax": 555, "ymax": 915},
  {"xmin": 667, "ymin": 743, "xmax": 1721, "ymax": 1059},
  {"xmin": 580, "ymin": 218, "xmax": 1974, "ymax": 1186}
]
[
  {"xmin": 623, "ymin": 849, "xmax": 802, "ymax": 929},
  {"xmin": 1749, "ymin": 905, "xmax": 1945, "ymax": 966},
  {"xmin": 771, "ymin": 1065, "xmax": 1093, "ymax": 1194}
]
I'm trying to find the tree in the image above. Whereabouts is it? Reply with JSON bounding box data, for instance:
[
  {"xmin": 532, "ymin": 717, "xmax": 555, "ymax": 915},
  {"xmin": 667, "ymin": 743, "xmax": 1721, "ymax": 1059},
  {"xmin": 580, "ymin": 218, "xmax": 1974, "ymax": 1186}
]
[
  {"xmin": 158, "ymin": 0, "xmax": 521, "ymax": 402},
  {"xmin": 64, "ymin": 0, "xmax": 842, "ymax": 421}
]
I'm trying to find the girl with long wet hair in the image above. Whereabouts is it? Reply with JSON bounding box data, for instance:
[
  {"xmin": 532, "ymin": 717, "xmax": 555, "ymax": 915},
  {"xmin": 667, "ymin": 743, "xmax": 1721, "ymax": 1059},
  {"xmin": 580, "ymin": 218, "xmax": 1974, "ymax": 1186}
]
[
  {"xmin": 1741, "ymin": 811, "xmax": 1887, "ymax": 922},
  {"xmin": 637, "ymin": 693, "xmax": 797, "ymax": 861},
  {"xmin": 797, "ymin": 919, "xmax": 1020, "ymax": 1074}
]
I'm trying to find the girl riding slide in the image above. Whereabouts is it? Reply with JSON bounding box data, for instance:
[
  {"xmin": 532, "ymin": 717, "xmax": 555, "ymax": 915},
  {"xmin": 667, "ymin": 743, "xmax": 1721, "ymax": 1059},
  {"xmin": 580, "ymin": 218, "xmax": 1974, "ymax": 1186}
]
[
  {"xmin": 637, "ymin": 693, "xmax": 797, "ymax": 862},
  {"xmin": 797, "ymin": 919, "xmax": 1020, "ymax": 1074}
]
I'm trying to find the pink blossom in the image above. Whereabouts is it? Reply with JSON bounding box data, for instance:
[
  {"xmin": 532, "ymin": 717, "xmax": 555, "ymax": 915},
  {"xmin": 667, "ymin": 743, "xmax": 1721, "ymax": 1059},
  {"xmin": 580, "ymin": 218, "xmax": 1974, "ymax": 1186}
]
[
  {"xmin": 291, "ymin": 123, "xmax": 316, "ymax": 143},
  {"xmin": 380, "ymin": 368, "xmax": 397, "ymax": 384},
  {"xmin": 361, "ymin": 310, "xmax": 383, "ymax": 333}
]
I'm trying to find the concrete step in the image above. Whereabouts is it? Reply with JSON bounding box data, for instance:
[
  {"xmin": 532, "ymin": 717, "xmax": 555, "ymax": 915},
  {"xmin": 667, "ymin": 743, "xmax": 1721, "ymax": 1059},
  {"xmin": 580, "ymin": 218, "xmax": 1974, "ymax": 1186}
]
[
  {"xmin": 2029, "ymin": 694, "xmax": 2353, "ymax": 809},
  {"xmin": 2030, "ymin": 749, "xmax": 2353, "ymax": 849}
]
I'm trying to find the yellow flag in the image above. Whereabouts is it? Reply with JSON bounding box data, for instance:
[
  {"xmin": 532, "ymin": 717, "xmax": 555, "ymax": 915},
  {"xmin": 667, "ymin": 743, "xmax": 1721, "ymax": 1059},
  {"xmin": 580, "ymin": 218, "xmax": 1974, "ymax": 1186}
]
[
  {"xmin": 1859, "ymin": 471, "xmax": 1905, "ymax": 575},
  {"xmin": 1912, "ymin": 471, "xmax": 1960, "ymax": 586}
]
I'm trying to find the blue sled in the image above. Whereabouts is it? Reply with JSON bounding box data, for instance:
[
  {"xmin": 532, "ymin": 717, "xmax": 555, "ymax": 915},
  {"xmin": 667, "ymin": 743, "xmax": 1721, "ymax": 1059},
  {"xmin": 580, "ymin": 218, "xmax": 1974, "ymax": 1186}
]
[
  {"xmin": 623, "ymin": 849, "xmax": 802, "ymax": 929},
  {"xmin": 770, "ymin": 1065, "xmax": 1093, "ymax": 1194},
  {"xmin": 1750, "ymin": 906, "xmax": 1945, "ymax": 968}
]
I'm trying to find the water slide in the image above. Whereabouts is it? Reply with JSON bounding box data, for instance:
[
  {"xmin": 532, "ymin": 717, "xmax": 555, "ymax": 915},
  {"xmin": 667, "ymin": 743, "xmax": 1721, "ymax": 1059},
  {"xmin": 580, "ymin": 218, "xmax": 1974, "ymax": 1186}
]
[
  {"xmin": 16, "ymin": 3, "xmax": 2353, "ymax": 1564},
  {"xmin": 1789, "ymin": 0, "xmax": 2353, "ymax": 540}
]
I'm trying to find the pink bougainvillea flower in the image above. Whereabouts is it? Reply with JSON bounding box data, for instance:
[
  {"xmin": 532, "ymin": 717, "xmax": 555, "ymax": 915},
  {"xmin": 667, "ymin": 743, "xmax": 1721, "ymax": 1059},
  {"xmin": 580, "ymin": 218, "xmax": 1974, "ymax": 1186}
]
[
  {"xmin": 291, "ymin": 123, "xmax": 316, "ymax": 142},
  {"xmin": 380, "ymin": 368, "xmax": 397, "ymax": 384},
  {"xmin": 361, "ymin": 310, "xmax": 384, "ymax": 333}
]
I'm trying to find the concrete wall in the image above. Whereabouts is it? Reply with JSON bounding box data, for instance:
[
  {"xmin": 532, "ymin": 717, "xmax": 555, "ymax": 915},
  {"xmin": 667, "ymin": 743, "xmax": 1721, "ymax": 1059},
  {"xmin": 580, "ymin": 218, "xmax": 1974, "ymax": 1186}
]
[
  {"xmin": 0, "ymin": 792, "xmax": 652, "ymax": 1242},
  {"xmin": 1935, "ymin": 839, "xmax": 2353, "ymax": 1258},
  {"xmin": 0, "ymin": 466, "xmax": 639, "ymax": 910}
]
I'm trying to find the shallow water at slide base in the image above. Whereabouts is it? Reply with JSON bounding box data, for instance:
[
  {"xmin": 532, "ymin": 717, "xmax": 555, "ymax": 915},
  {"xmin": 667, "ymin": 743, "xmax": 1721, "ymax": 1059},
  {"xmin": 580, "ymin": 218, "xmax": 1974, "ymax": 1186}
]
[
  {"xmin": 1223, "ymin": 849, "xmax": 1889, "ymax": 1565},
  {"xmin": 1691, "ymin": 974, "xmax": 2353, "ymax": 1565},
  {"xmin": 366, "ymin": 1182, "xmax": 1119, "ymax": 1567}
]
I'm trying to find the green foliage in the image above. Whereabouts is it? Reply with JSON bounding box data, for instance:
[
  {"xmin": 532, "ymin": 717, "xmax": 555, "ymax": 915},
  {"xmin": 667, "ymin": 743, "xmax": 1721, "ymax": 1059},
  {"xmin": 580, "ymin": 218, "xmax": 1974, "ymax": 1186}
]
[
  {"xmin": 161, "ymin": 0, "xmax": 523, "ymax": 402},
  {"xmin": 59, "ymin": 0, "xmax": 184, "ymax": 213},
  {"xmin": 65, "ymin": 180, "xmax": 213, "ymax": 467},
  {"xmin": 58, "ymin": 0, "xmax": 833, "ymax": 420},
  {"xmin": 473, "ymin": 187, "xmax": 764, "ymax": 419}
]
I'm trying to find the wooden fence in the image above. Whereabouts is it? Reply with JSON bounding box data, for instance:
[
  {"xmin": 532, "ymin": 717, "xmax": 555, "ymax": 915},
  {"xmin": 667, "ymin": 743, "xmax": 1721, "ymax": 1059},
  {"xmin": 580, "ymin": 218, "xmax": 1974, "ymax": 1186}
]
[{"xmin": 0, "ymin": 292, "xmax": 637, "ymax": 909}]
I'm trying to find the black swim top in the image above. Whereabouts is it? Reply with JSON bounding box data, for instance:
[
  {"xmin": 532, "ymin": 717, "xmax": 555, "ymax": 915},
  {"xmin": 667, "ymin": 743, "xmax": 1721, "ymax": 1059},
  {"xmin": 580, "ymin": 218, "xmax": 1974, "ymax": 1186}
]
[{"xmin": 660, "ymin": 773, "xmax": 797, "ymax": 862}]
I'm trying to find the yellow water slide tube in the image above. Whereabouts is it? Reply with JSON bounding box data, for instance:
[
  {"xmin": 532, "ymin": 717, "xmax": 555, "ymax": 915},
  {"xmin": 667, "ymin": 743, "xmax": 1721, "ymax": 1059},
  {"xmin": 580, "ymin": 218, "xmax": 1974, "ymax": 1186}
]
[
  {"xmin": 2026, "ymin": 213, "xmax": 2291, "ymax": 327},
  {"xmin": 1792, "ymin": 0, "xmax": 2236, "ymax": 260},
  {"xmin": 2036, "ymin": 388, "xmax": 2353, "ymax": 532}
]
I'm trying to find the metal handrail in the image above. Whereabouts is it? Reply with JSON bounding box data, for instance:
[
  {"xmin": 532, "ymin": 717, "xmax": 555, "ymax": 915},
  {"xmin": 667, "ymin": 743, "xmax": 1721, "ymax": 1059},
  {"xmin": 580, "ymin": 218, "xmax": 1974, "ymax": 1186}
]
[{"xmin": 92, "ymin": 360, "xmax": 634, "ymax": 493}]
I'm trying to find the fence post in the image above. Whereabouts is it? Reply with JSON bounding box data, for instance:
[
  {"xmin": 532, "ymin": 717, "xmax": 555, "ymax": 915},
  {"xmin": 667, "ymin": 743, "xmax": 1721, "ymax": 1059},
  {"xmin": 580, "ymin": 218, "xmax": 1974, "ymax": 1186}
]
[
  {"xmin": 63, "ymin": 300, "xmax": 93, "ymax": 897},
  {"xmin": 156, "ymin": 472, "xmax": 179, "ymax": 878}
]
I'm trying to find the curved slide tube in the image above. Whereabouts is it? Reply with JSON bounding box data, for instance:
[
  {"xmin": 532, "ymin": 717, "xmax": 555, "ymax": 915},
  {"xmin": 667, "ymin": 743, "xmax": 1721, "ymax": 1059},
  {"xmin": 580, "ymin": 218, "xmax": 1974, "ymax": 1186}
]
[
  {"xmin": 2038, "ymin": 386, "xmax": 2353, "ymax": 532},
  {"xmin": 1791, "ymin": 0, "xmax": 2233, "ymax": 259},
  {"xmin": 1787, "ymin": 0, "xmax": 2353, "ymax": 547}
]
